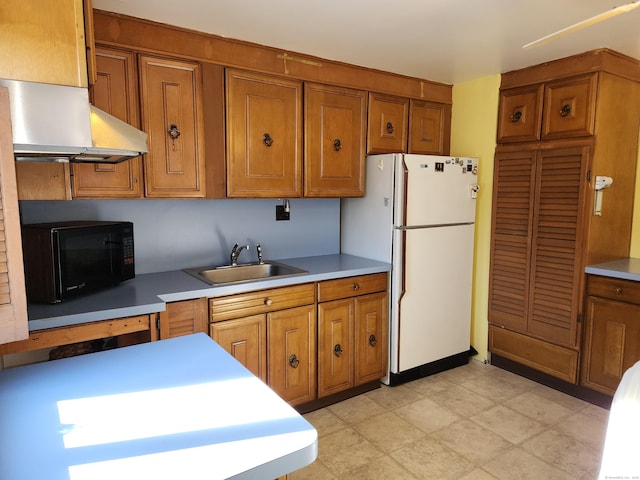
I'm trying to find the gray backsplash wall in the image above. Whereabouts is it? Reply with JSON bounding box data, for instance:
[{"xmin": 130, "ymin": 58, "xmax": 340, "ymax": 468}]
[{"xmin": 19, "ymin": 198, "xmax": 340, "ymax": 274}]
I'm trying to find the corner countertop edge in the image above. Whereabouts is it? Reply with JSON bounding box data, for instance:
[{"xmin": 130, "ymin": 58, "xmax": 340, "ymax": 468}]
[{"xmin": 585, "ymin": 257, "xmax": 640, "ymax": 282}]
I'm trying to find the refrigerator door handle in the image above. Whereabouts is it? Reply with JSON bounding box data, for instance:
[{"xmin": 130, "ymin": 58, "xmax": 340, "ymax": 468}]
[{"xmin": 397, "ymin": 222, "xmax": 474, "ymax": 230}]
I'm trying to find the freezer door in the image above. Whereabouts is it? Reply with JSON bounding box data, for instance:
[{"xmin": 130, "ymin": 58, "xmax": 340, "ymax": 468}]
[
  {"xmin": 390, "ymin": 223, "xmax": 474, "ymax": 373},
  {"xmin": 396, "ymin": 155, "xmax": 478, "ymax": 227}
]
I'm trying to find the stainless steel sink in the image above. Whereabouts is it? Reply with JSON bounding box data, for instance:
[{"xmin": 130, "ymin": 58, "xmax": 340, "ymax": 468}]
[{"xmin": 184, "ymin": 261, "xmax": 308, "ymax": 286}]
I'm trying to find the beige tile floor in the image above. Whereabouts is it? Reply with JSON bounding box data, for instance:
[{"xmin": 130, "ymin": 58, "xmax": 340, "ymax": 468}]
[{"xmin": 291, "ymin": 360, "xmax": 609, "ymax": 480}]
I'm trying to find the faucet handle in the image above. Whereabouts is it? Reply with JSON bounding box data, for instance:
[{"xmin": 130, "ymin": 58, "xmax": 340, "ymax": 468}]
[{"xmin": 256, "ymin": 243, "xmax": 263, "ymax": 264}]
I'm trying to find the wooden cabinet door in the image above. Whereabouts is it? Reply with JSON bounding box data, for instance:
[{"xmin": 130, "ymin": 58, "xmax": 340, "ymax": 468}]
[
  {"xmin": 355, "ymin": 292, "xmax": 388, "ymax": 385},
  {"xmin": 268, "ymin": 305, "xmax": 316, "ymax": 406},
  {"xmin": 527, "ymin": 146, "xmax": 589, "ymax": 347},
  {"xmin": 139, "ymin": 55, "xmax": 205, "ymax": 198},
  {"xmin": 367, "ymin": 93, "xmax": 408, "ymax": 154},
  {"xmin": 496, "ymin": 84, "xmax": 543, "ymax": 143},
  {"xmin": 226, "ymin": 69, "xmax": 302, "ymax": 198},
  {"xmin": 582, "ymin": 296, "xmax": 640, "ymax": 396},
  {"xmin": 159, "ymin": 298, "xmax": 208, "ymax": 339},
  {"xmin": 0, "ymin": 0, "xmax": 88, "ymax": 87},
  {"xmin": 73, "ymin": 46, "xmax": 143, "ymax": 198},
  {"xmin": 407, "ymin": 99, "xmax": 451, "ymax": 155},
  {"xmin": 210, "ymin": 314, "xmax": 267, "ymax": 382},
  {"xmin": 304, "ymin": 83, "xmax": 366, "ymax": 197},
  {"xmin": 318, "ymin": 299, "xmax": 354, "ymax": 397},
  {"xmin": 488, "ymin": 149, "xmax": 536, "ymax": 334},
  {"xmin": 542, "ymin": 74, "xmax": 597, "ymax": 140},
  {"xmin": 0, "ymin": 87, "xmax": 28, "ymax": 345},
  {"xmin": 488, "ymin": 145, "xmax": 589, "ymax": 348}
]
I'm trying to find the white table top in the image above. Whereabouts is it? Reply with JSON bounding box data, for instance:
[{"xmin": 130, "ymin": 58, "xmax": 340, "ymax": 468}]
[{"xmin": 0, "ymin": 333, "xmax": 317, "ymax": 480}]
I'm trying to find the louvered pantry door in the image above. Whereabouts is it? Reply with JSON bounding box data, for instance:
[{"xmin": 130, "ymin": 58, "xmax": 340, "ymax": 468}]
[
  {"xmin": 488, "ymin": 150, "xmax": 536, "ymax": 334},
  {"xmin": 527, "ymin": 146, "xmax": 589, "ymax": 348}
]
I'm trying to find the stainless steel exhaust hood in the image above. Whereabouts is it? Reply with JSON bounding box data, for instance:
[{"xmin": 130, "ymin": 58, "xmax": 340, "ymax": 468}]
[{"xmin": 0, "ymin": 79, "xmax": 148, "ymax": 164}]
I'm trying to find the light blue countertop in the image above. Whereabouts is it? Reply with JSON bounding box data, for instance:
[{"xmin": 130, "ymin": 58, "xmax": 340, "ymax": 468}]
[
  {"xmin": 0, "ymin": 333, "xmax": 318, "ymax": 479},
  {"xmin": 27, "ymin": 254, "xmax": 391, "ymax": 331},
  {"xmin": 585, "ymin": 258, "xmax": 640, "ymax": 282}
]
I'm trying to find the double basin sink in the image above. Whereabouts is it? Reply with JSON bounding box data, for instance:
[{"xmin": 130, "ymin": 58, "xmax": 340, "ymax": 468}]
[{"xmin": 184, "ymin": 260, "xmax": 308, "ymax": 286}]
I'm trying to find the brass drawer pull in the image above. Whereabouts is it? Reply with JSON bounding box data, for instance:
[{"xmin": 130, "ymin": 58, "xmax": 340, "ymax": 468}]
[
  {"xmin": 168, "ymin": 123, "xmax": 180, "ymax": 140},
  {"xmin": 386, "ymin": 121, "xmax": 394, "ymax": 134},
  {"xmin": 288, "ymin": 354, "xmax": 300, "ymax": 368},
  {"xmin": 615, "ymin": 287, "xmax": 623, "ymax": 296},
  {"xmin": 510, "ymin": 111, "xmax": 523, "ymax": 123},
  {"xmin": 560, "ymin": 104, "xmax": 572, "ymax": 117},
  {"xmin": 353, "ymin": 282, "xmax": 360, "ymax": 291}
]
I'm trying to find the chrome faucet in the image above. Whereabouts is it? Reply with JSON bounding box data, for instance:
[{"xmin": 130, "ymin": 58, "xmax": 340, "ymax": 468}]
[
  {"xmin": 230, "ymin": 243, "xmax": 249, "ymax": 266},
  {"xmin": 256, "ymin": 243, "xmax": 263, "ymax": 264}
]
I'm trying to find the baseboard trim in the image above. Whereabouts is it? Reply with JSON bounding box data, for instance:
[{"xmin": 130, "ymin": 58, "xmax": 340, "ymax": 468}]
[
  {"xmin": 491, "ymin": 353, "xmax": 612, "ymax": 409},
  {"xmin": 386, "ymin": 350, "xmax": 472, "ymax": 386}
]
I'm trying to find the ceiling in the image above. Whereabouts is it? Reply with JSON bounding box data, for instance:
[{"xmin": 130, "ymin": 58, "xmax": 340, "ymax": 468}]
[{"xmin": 92, "ymin": 0, "xmax": 640, "ymax": 85}]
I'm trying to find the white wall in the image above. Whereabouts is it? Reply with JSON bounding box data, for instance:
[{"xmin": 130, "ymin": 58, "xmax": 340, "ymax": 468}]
[{"xmin": 19, "ymin": 198, "xmax": 340, "ymax": 274}]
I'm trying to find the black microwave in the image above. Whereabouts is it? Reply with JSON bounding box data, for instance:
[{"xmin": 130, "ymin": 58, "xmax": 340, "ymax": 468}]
[{"xmin": 21, "ymin": 221, "xmax": 135, "ymax": 304}]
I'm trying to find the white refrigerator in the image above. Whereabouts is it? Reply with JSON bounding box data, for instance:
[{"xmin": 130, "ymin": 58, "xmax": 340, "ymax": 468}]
[{"xmin": 341, "ymin": 154, "xmax": 479, "ymax": 385}]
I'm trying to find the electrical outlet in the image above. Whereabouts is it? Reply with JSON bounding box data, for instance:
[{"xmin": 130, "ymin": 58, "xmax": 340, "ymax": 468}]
[{"xmin": 276, "ymin": 205, "xmax": 290, "ymax": 221}]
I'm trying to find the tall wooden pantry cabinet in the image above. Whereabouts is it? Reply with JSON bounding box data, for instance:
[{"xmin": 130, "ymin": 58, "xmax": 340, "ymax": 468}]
[{"xmin": 488, "ymin": 49, "xmax": 640, "ymax": 385}]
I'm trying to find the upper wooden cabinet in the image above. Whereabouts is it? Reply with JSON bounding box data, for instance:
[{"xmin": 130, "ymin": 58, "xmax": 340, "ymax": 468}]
[
  {"xmin": 408, "ymin": 99, "xmax": 451, "ymax": 155},
  {"xmin": 225, "ymin": 69, "xmax": 303, "ymax": 198},
  {"xmin": 73, "ymin": 46, "xmax": 143, "ymax": 199},
  {"xmin": 541, "ymin": 74, "xmax": 597, "ymax": 140},
  {"xmin": 496, "ymin": 84, "xmax": 544, "ymax": 143},
  {"xmin": 488, "ymin": 49, "xmax": 640, "ymax": 386},
  {"xmin": 367, "ymin": 93, "xmax": 409, "ymax": 154},
  {"xmin": 304, "ymin": 83, "xmax": 367, "ymax": 197},
  {"xmin": 0, "ymin": 87, "xmax": 28, "ymax": 345},
  {"xmin": 139, "ymin": 55, "xmax": 206, "ymax": 198},
  {"xmin": 0, "ymin": 0, "xmax": 88, "ymax": 87},
  {"xmin": 497, "ymin": 73, "xmax": 598, "ymax": 143}
]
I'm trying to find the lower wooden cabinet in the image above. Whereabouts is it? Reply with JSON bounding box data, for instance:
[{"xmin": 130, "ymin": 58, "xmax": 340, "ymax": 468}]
[
  {"xmin": 209, "ymin": 284, "xmax": 316, "ymax": 406},
  {"xmin": 268, "ymin": 305, "xmax": 316, "ymax": 405},
  {"xmin": 158, "ymin": 298, "xmax": 208, "ymax": 339},
  {"xmin": 317, "ymin": 273, "xmax": 388, "ymax": 398},
  {"xmin": 210, "ymin": 314, "xmax": 267, "ymax": 382},
  {"xmin": 207, "ymin": 273, "xmax": 389, "ymax": 408},
  {"xmin": 581, "ymin": 275, "xmax": 640, "ymax": 396}
]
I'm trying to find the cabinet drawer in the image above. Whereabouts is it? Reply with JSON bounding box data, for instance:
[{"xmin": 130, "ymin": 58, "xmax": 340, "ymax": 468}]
[
  {"xmin": 587, "ymin": 275, "xmax": 640, "ymax": 304},
  {"xmin": 496, "ymin": 84, "xmax": 543, "ymax": 143},
  {"xmin": 488, "ymin": 325, "xmax": 578, "ymax": 383},
  {"xmin": 209, "ymin": 283, "xmax": 315, "ymax": 322},
  {"xmin": 317, "ymin": 273, "xmax": 387, "ymax": 302},
  {"xmin": 541, "ymin": 74, "xmax": 597, "ymax": 140}
]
